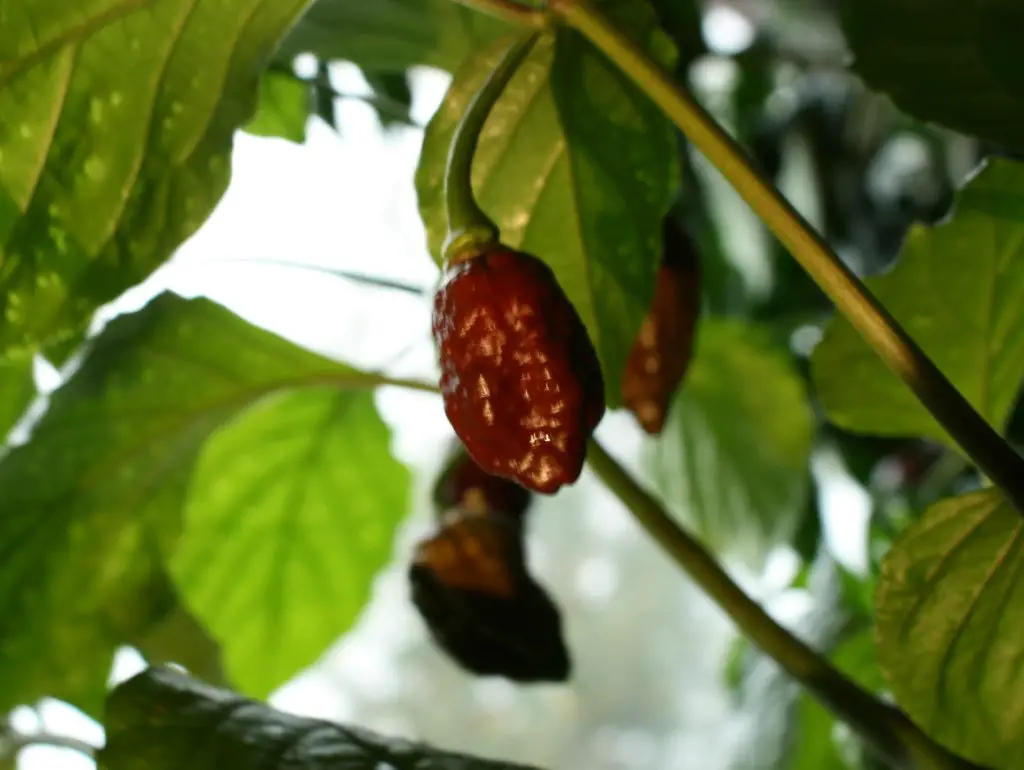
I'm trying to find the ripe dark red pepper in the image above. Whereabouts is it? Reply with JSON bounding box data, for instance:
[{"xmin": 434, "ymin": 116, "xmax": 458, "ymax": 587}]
[
  {"xmin": 622, "ymin": 218, "xmax": 701, "ymax": 435},
  {"xmin": 434, "ymin": 441, "xmax": 532, "ymax": 520},
  {"xmin": 432, "ymin": 247, "xmax": 605, "ymax": 494},
  {"xmin": 408, "ymin": 506, "xmax": 571, "ymax": 682}
]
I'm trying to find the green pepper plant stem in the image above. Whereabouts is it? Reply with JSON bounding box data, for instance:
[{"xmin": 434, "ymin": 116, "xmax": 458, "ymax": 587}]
[
  {"xmin": 443, "ymin": 32, "xmax": 541, "ymax": 264},
  {"xmin": 449, "ymin": 0, "xmax": 546, "ymax": 28},
  {"xmin": 585, "ymin": 439, "xmax": 983, "ymax": 770},
  {"xmin": 550, "ymin": 0, "xmax": 1024, "ymax": 518}
]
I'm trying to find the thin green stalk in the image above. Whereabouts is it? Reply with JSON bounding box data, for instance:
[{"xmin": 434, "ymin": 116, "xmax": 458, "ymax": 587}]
[
  {"xmin": 206, "ymin": 258, "xmax": 427, "ymax": 296},
  {"xmin": 585, "ymin": 439, "xmax": 981, "ymax": 770},
  {"xmin": 550, "ymin": 0, "xmax": 1024, "ymax": 517},
  {"xmin": 448, "ymin": 0, "xmax": 546, "ymax": 28},
  {"xmin": 339, "ymin": 372, "xmax": 440, "ymax": 394},
  {"xmin": 443, "ymin": 32, "xmax": 540, "ymax": 263}
]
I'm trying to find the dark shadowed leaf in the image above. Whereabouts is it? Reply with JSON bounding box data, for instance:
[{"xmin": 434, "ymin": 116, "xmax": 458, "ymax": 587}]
[
  {"xmin": 416, "ymin": 7, "xmax": 678, "ymax": 406},
  {"xmin": 0, "ymin": 293, "xmax": 409, "ymax": 710},
  {"xmin": 244, "ymin": 70, "xmax": 310, "ymax": 143},
  {"xmin": 876, "ymin": 488, "xmax": 1024, "ymax": 766},
  {"xmin": 172, "ymin": 387, "xmax": 410, "ymax": 697},
  {"xmin": 812, "ymin": 159, "xmax": 1024, "ymax": 449},
  {"xmin": 842, "ymin": 0, "xmax": 1024, "ymax": 156},
  {"xmin": 0, "ymin": 0, "xmax": 308, "ymax": 355},
  {"xmin": 653, "ymin": 320, "xmax": 813, "ymax": 565},
  {"xmin": 277, "ymin": 0, "xmax": 508, "ymax": 74},
  {"xmin": 100, "ymin": 666, "xmax": 543, "ymax": 770},
  {"xmin": 362, "ymin": 68, "xmax": 414, "ymax": 129}
]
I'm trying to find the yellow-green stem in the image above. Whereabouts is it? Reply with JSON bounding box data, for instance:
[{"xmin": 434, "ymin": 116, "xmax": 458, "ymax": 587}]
[
  {"xmin": 448, "ymin": 0, "xmax": 546, "ymax": 28},
  {"xmin": 443, "ymin": 32, "xmax": 540, "ymax": 263},
  {"xmin": 552, "ymin": 0, "xmax": 1024, "ymax": 517},
  {"xmin": 585, "ymin": 439, "xmax": 982, "ymax": 770}
]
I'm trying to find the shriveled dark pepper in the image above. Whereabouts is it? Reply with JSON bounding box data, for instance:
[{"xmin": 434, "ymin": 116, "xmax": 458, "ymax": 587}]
[
  {"xmin": 434, "ymin": 441, "xmax": 532, "ymax": 520},
  {"xmin": 622, "ymin": 217, "xmax": 701, "ymax": 435},
  {"xmin": 432, "ymin": 247, "xmax": 605, "ymax": 494},
  {"xmin": 408, "ymin": 506, "xmax": 571, "ymax": 683}
]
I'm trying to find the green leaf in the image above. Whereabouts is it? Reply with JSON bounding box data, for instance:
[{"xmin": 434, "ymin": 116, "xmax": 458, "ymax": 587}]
[
  {"xmin": 101, "ymin": 666, "xmax": 543, "ymax": 770},
  {"xmin": 416, "ymin": 10, "xmax": 679, "ymax": 407},
  {"xmin": 132, "ymin": 592, "xmax": 227, "ymax": 688},
  {"xmin": 244, "ymin": 70, "xmax": 310, "ymax": 143},
  {"xmin": 276, "ymin": 0, "xmax": 508, "ymax": 74},
  {"xmin": 653, "ymin": 320, "xmax": 813, "ymax": 564},
  {"xmin": 172, "ymin": 387, "xmax": 409, "ymax": 697},
  {"xmin": 812, "ymin": 159, "xmax": 1024, "ymax": 448},
  {"xmin": 842, "ymin": 0, "xmax": 1024, "ymax": 157},
  {"xmin": 0, "ymin": 0, "xmax": 308, "ymax": 355},
  {"xmin": 876, "ymin": 488, "xmax": 1024, "ymax": 767},
  {"xmin": 0, "ymin": 293, "xmax": 406, "ymax": 710},
  {"xmin": 648, "ymin": 0, "xmax": 705, "ymax": 71},
  {"xmin": 0, "ymin": 356, "xmax": 34, "ymax": 438}
]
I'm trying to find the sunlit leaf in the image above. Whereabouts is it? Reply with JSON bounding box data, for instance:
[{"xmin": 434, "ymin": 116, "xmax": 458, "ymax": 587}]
[
  {"xmin": 0, "ymin": 0, "xmax": 307, "ymax": 354},
  {"xmin": 244, "ymin": 69, "xmax": 310, "ymax": 144},
  {"xmin": 173, "ymin": 387, "xmax": 410, "ymax": 697},
  {"xmin": 812, "ymin": 159, "xmax": 1024, "ymax": 448},
  {"xmin": 416, "ymin": 6, "xmax": 678, "ymax": 406},
  {"xmin": 0, "ymin": 293, "xmax": 409, "ymax": 709}
]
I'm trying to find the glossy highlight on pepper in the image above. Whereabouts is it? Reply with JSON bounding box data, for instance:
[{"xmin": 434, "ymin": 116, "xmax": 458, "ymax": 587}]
[{"xmin": 432, "ymin": 247, "xmax": 605, "ymax": 494}]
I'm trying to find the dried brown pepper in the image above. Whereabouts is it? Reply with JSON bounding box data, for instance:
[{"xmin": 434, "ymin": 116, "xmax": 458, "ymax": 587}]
[
  {"xmin": 408, "ymin": 506, "xmax": 571, "ymax": 682},
  {"xmin": 622, "ymin": 217, "xmax": 701, "ymax": 435},
  {"xmin": 433, "ymin": 440, "xmax": 532, "ymax": 521}
]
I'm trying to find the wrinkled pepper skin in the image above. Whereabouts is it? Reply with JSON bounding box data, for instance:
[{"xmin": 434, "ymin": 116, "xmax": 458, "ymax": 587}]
[
  {"xmin": 622, "ymin": 218, "xmax": 702, "ymax": 435},
  {"xmin": 432, "ymin": 248, "xmax": 605, "ymax": 494},
  {"xmin": 434, "ymin": 442, "xmax": 532, "ymax": 520},
  {"xmin": 409, "ymin": 506, "xmax": 571, "ymax": 683}
]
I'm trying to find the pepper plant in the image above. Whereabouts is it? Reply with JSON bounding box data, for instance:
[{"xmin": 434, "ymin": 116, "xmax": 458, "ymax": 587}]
[{"xmin": 0, "ymin": 0, "xmax": 1023, "ymax": 768}]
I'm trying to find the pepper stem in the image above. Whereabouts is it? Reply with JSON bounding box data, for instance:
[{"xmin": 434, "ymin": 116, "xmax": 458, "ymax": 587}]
[{"xmin": 443, "ymin": 32, "xmax": 541, "ymax": 264}]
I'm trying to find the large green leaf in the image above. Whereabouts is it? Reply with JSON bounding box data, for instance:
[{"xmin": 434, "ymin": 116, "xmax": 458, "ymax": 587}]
[
  {"xmin": 842, "ymin": 0, "xmax": 1024, "ymax": 156},
  {"xmin": 416, "ymin": 8, "xmax": 678, "ymax": 406},
  {"xmin": 0, "ymin": 0, "xmax": 308, "ymax": 356},
  {"xmin": 876, "ymin": 488, "xmax": 1024, "ymax": 767},
  {"xmin": 102, "ymin": 666, "xmax": 542, "ymax": 770},
  {"xmin": 812, "ymin": 159, "xmax": 1024, "ymax": 448},
  {"xmin": 173, "ymin": 387, "xmax": 409, "ymax": 697},
  {"xmin": 653, "ymin": 320, "xmax": 813, "ymax": 564},
  {"xmin": 0, "ymin": 293, "xmax": 409, "ymax": 710},
  {"xmin": 276, "ymin": 0, "xmax": 508, "ymax": 74}
]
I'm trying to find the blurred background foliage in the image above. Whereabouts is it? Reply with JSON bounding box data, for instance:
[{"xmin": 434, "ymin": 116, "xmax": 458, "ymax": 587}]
[{"xmin": 2, "ymin": 0, "xmax": 1012, "ymax": 768}]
